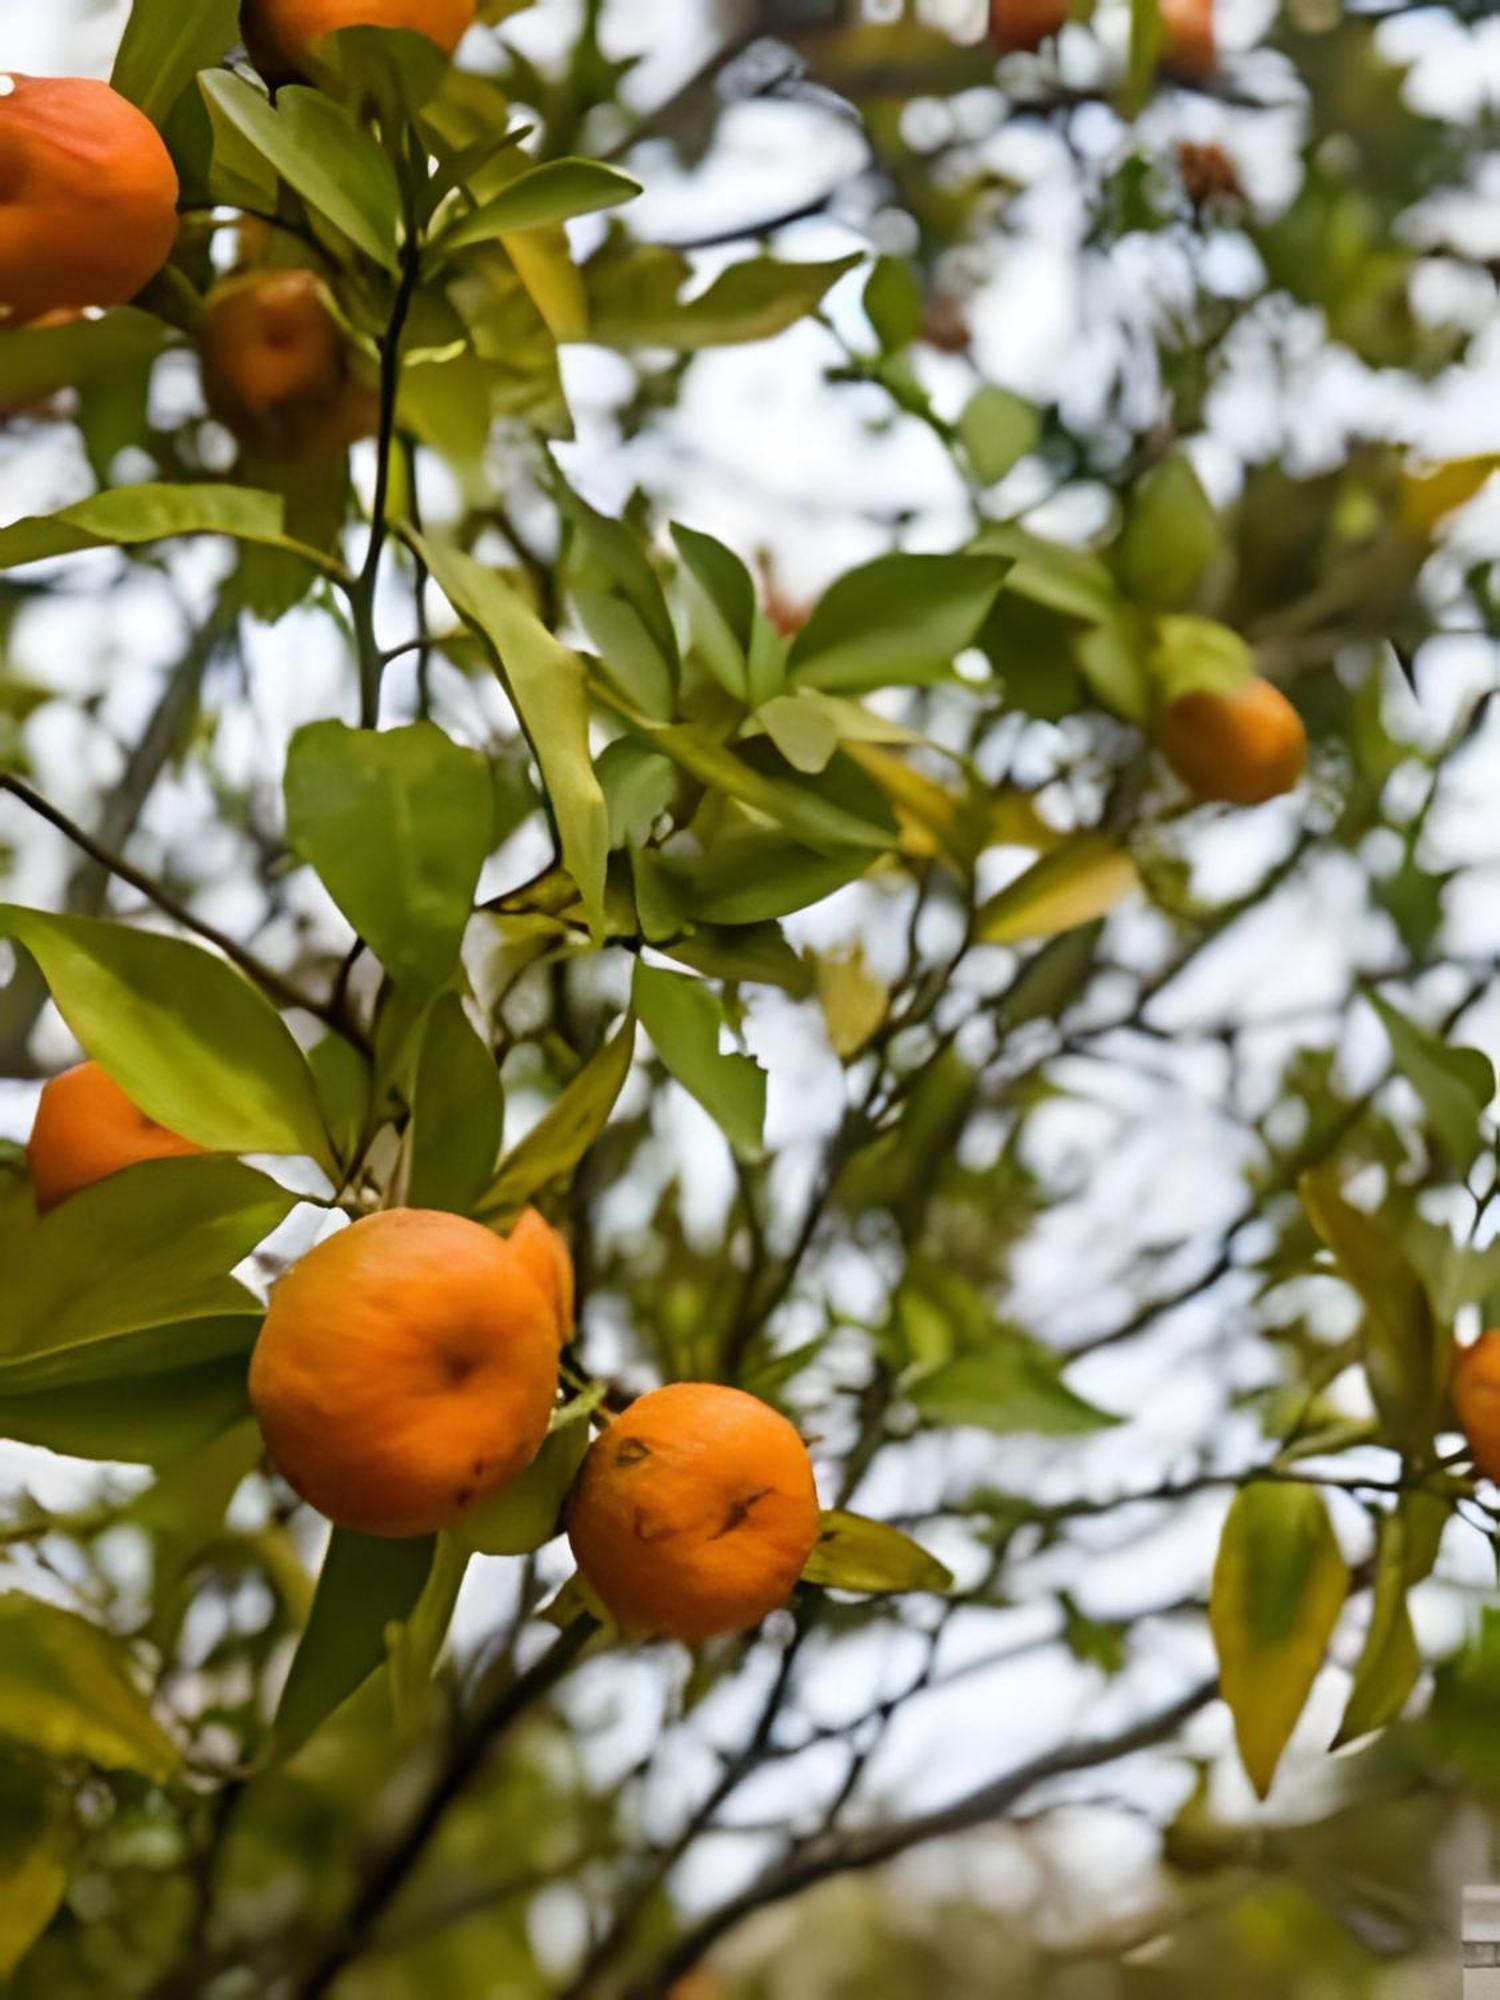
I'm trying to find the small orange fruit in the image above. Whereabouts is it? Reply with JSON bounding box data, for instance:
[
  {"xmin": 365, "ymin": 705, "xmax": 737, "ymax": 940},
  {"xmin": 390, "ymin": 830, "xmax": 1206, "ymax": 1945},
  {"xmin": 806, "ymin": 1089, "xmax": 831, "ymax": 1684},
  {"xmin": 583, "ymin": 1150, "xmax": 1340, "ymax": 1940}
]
[
  {"xmin": 989, "ymin": 0, "xmax": 1069, "ymax": 54},
  {"xmin": 1162, "ymin": 0, "xmax": 1215, "ymax": 79},
  {"xmin": 249, "ymin": 1208, "xmax": 563, "ymax": 1538},
  {"xmin": 27, "ymin": 1061, "xmax": 202, "ymax": 1215},
  {"xmin": 0, "ymin": 76, "xmax": 179, "ymax": 325},
  {"xmin": 241, "ymin": 0, "xmax": 477, "ymax": 83},
  {"xmin": 507, "ymin": 1208, "xmax": 575, "ymax": 1346},
  {"xmin": 566, "ymin": 1383, "xmax": 820, "ymax": 1643},
  {"xmin": 1455, "ymin": 1333, "xmax": 1500, "ymax": 1483},
  {"xmin": 199, "ymin": 269, "xmax": 375, "ymax": 461},
  {"xmin": 1155, "ymin": 678, "xmax": 1306, "ymax": 806}
]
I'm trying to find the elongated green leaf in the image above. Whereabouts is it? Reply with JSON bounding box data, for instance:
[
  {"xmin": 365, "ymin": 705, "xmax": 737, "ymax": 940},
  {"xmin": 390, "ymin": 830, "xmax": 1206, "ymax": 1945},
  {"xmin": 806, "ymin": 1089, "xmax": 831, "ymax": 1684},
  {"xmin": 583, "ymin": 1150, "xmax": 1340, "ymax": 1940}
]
[
  {"xmin": 1370, "ymin": 993, "xmax": 1494, "ymax": 1173},
  {"xmin": 0, "ymin": 1594, "xmax": 179, "ymax": 1780},
  {"xmin": 0, "ymin": 1756, "xmax": 73, "ymax": 1978},
  {"xmin": 651, "ymin": 725, "xmax": 895, "ymax": 854},
  {"xmin": 677, "ymin": 834, "xmax": 875, "ymax": 926},
  {"xmin": 407, "ymin": 993, "xmax": 503, "ymax": 1214},
  {"xmin": 418, "ymin": 540, "xmax": 609, "ymax": 938},
  {"xmin": 1116, "ymin": 453, "xmax": 1220, "ymax": 608},
  {"xmin": 1299, "ymin": 1167, "xmax": 1448, "ymax": 1458},
  {"xmin": 0, "ymin": 1345, "xmax": 254, "ymax": 1467},
  {"xmin": 285, "ymin": 722, "xmax": 494, "ymax": 997},
  {"xmin": 0, "ymin": 484, "xmax": 345, "ymax": 578},
  {"xmin": 1210, "ymin": 1483, "xmax": 1348, "ymax": 1799},
  {"xmin": 478, "ymin": 1014, "xmax": 635, "ymax": 1221},
  {"xmin": 910, "ymin": 1349, "xmax": 1115, "ymax": 1438},
  {"xmin": 997, "ymin": 921, "xmax": 1105, "ymax": 1029},
  {"xmin": 440, "ymin": 159, "xmax": 640, "ymax": 249},
  {"xmin": 959, "ymin": 385, "xmax": 1040, "ymax": 485},
  {"xmin": 199, "ymin": 72, "xmax": 400, "ymax": 270},
  {"xmin": 672, "ymin": 522, "xmax": 755, "ymax": 700},
  {"xmin": 802, "ymin": 1511, "xmax": 952, "ymax": 1595},
  {"xmin": 2, "ymin": 908, "xmax": 332, "ymax": 1168},
  {"xmin": 386, "ymin": 1532, "xmax": 470, "ymax": 1735},
  {"xmin": 976, "ymin": 836, "xmax": 1139, "ymax": 945},
  {"xmin": 634, "ymin": 962, "xmax": 765, "ymax": 1156},
  {"xmin": 1334, "ymin": 1490, "xmax": 1446, "ymax": 1749},
  {"xmin": 588, "ymin": 248, "xmax": 861, "ymax": 351},
  {"xmin": 113, "ymin": 0, "xmax": 238, "ymax": 121},
  {"xmin": 272, "ymin": 1530, "xmax": 436, "ymax": 1761},
  {"xmin": 0, "ymin": 309, "xmax": 173, "ymax": 408},
  {"xmin": 458, "ymin": 1389, "xmax": 601, "ymax": 1557},
  {"xmin": 788, "ymin": 554, "xmax": 1010, "ymax": 694},
  {"xmin": 560, "ymin": 480, "xmax": 680, "ymax": 701}
]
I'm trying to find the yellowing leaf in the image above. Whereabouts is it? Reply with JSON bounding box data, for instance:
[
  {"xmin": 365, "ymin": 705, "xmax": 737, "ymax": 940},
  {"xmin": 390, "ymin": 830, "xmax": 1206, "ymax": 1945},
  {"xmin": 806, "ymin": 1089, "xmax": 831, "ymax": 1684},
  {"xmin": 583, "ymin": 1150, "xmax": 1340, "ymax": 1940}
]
[
  {"xmin": 0, "ymin": 1595, "xmax": 179, "ymax": 1781},
  {"xmin": 1400, "ymin": 455, "xmax": 1500, "ymax": 537},
  {"xmin": 478, "ymin": 1013, "xmax": 635, "ymax": 1222},
  {"xmin": 0, "ymin": 1758, "xmax": 73, "ymax": 1978},
  {"xmin": 813, "ymin": 945, "xmax": 888, "ymax": 1060},
  {"xmin": 976, "ymin": 835, "xmax": 1139, "ymax": 945},
  {"xmin": 1210, "ymin": 1483, "xmax": 1348, "ymax": 1799},
  {"xmin": 802, "ymin": 1511, "xmax": 952, "ymax": 1595}
]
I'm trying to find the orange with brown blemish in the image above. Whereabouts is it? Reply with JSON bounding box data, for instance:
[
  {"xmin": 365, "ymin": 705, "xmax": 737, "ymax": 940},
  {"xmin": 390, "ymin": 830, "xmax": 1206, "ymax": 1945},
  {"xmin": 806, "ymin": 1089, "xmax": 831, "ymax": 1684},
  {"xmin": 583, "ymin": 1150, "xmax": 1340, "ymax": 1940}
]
[
  {"xmin": 249, "ymin": 1208, "xmax": 564, "ymax": 1537},
  {"xmin": 241, "ymin": 0, "xmax": 476, "ymax": 82},
  {"xmin": 1155, "ymin": 678, "xmax": 1306, "ymax": 807},
  {"xmin": 27, "ymin": 1061, "xmax": 202, "ymax": 1214},
  {"xmin": 566, "ymin": 1383, "xmax": 821, "ymax": 1643}
]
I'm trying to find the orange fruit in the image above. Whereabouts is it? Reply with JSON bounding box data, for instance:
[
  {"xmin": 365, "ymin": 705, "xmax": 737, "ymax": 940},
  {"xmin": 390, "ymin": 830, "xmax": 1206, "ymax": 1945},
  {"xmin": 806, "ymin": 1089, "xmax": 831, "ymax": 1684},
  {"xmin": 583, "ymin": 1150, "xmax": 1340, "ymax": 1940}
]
[
  {"xmin": 507, "ymin": 1208, "xmax": 575, "ymax": 1346},
  {"xmin": 249, "ymin": 1208, "xmax": 563, "ymax": 1538},
  {"xmin": 989, "ymin": 0, "xmax": 1069, "ymax": 53},
  {"xmin": 199, "ymin": 269, "xmax": 376, "ymax": 461},
  {"xmin": 1155, "ymin": 679, "xmax": 1306, "ymax": 806},
  {"xmin": 0, "ymin": 76, "xmax": 179, "ymax": 326},
  {"xmin": 241, "ymin": 0, "xmax": 477, "ymax": 82},
  {"xmin": 27, "ymin": 1061, "xmax": 202, "ymax": 1215},
  {"xmin": 1162, "ymin": 0, "xmax": 1215, "ymax": 79},
  {"xmin": 566, "ymin": 1383, "xmax": 820, "ymax": 1643},
  {"xmin": 1455, "ymin": 1334, "xmax": 1500, "ymax": 1482}
]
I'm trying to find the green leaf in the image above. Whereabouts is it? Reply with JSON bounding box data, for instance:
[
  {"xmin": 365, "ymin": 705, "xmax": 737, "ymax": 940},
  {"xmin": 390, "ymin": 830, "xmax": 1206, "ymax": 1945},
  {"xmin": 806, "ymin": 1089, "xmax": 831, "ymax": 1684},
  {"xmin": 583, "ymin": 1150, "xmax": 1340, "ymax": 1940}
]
[
  {"xmin": 272, "ymin": 1531, "xmax": 436, "ymax": 1761},
  {"xmin": 458, "ymin": 1389, "xmax": 601, "ymax": 1557},
  {"xmin": 407, "ymin": 993, "xmax": 503, "ymax": 1214},
  {"xmin": 802, "ymin": 1511, "xmax": 952, "ymax": 1595},
  {"xmin": 112, "ymin": 0, "xmax": 238, "ymax": 122},
  {"xmin": 633, "ymin": 962, "xmax": 766, "ymax": 1156},
  {"xmin": 997, "ymin": 921, "xmax": 1105, "ymax": 1029},
  {"xmin": 385, "ymin": 1532, "xmax": 469, "ymax": 1736},
  {"xmin": 1115, "ymin": 453, "xmax": 1220, "ymax": 609},
  {"xmin": 575, "ymin": 591, "xmax": 676, "ymax": 723},
  {"xmin": 863, "ymin": 256, "xmax": 925, "ymax": 353},
  {"xmin": 1299, "ymin": 1167, "xmax": 1448, "ymax": 1459},
  {"xmin": 676, "ymin": 833, "xmax": 875, "ymax": 926},
  {"xmin": 0, "ymin": 308, "xmax": 173, "ymax": 409},
  {"xmin": 284, "ymin": 722, "xmax": 494, "ymax": 998},
  {"xmin": 959, "ymin": 385, "xmax": 1041, "ymax": 486},
  {"xmin": 1333, "ymin": 1491, "xmax": 1446, "ymax": 1749},
  {"xmin": 0, "ymin": 1756, "xmax": 74, "ymax": 1978},
  {"xmin": 975, "ymin": 836, "xmax": 1139, "ymax": 945},
  {"xmin": 650, "ymin": 726, "xmax": 896, "ymax": 855},
  {"xmin": 478, "ymin": 1014, "xmax": 635, "ymax": 1222},
  {"xmin": 1210, "ymin": 1483, "xmax": 1349, "ymax": 1799},
  {"xmin": 672, "ymin": 523, "xmax": 756, "ymax": 701},
  {"xmin": 588, "ymin": 248, "xmax": 862, "ymax": 351},
  {"xmin": 199, "ymin": 72, "xmax": 401, "ymax": 270},
  {"xmin": 439, "ymin": 159, "xmax": 640, "ymax": 250},
  {"xmin": 1125, "ymin": 0, "xmax": 1165, "ymax": 112},
  {"xmin": 759, "ymin": 695, "xmax": 840, "ymax": 777},
  {"xmin": 1369, "ymin": 993, "xmax": 1494, "ymax": 1173},
  {"xmin": 1, "ymin": 908, "xmax": 332, "ymax": 1168},
  {"xmin": 910, "ymin": 1349, "xmax": 1115, "ymax": 1438},
  {"xmin": 788, "ymin": 554, "xmax": 1011, "ymax": 694},
  {"xmin": 0, "ymin": 1594, "xmax": 180, "ymax": 1780},
  {"xmin": 560, "ymin": 480, "xmax": 680, "ymax": 705},
  {"xmin": 0, "ymin": 1326, "xmax": 256, "ymax": 1468},
  {"xmin": 0, "ymin": 484, "xmax": 346, "ymax": 580},
  {"xmin": 418, "ymin": 541, "xmax": 609, "ymax": 939}
]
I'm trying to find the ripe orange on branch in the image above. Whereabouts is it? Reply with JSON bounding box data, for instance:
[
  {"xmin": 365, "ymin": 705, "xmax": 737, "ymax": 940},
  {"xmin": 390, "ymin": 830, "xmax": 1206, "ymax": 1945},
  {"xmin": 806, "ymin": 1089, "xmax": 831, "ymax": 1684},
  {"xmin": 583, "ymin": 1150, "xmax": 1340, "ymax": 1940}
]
[
  {"xmin": 27, "ymin": 1061, "xmax": 202, "ymax": 1214},
  {"xmin": 566, "ymin": 1383, "xmax": 821, "ymax": 1643},
  {"xmin": 1155, "ymin": 679, "xmax": 1306, "ymax": 806},
  {"xmin": 1454, "ymin": 1333, "xmax": 1500, "ymax": 1483},
  {"xmin": 241, "ymin": 0, "xmax": 477, "ymax": 82},
  {"xmin": 199, "ymin": 269, "xmax": 375, "ymax": 460},
  {"xmin": 989, "ymin": 0, "xmax": 1069, "ymax": 55},
  {"xmin": 249, "ymin": 1208, "xmax": 566, "ymax": 1538},
  {"xmin": 0, "ymin": 76, "xmax": 178, "ymax": 325}
]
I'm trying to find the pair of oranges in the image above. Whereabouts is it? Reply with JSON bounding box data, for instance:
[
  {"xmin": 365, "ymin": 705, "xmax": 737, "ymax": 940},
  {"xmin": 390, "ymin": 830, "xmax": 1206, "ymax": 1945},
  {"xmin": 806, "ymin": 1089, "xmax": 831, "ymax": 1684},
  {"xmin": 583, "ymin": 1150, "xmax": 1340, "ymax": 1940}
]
[
  {"xmin": 990, "ymin": 0, "xmax": 1215, "ymax": 75},
  {"xmin": 26, "ymin": 1062, "xmax": 820, "ymax": 1645}
]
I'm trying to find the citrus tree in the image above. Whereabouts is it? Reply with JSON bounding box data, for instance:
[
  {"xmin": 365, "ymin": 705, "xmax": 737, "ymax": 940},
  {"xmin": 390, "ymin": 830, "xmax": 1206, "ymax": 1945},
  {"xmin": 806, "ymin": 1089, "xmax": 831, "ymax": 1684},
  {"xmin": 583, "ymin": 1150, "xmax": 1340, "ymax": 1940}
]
[{"xmin": 2, "ymin": 2, "xmax": 1500, "ymax": 1995}]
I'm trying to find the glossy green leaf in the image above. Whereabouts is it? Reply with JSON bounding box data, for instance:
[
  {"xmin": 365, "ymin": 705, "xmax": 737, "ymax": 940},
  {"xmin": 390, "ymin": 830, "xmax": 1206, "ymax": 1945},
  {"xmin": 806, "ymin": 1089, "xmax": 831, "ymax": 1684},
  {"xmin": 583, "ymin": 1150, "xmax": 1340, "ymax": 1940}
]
[
  {"xmin": 0, "ymin": 1594, "xmax": 179, "ymax": 1780},
  {"xmin": 1334, "ymin": 1490, "xmax": 1446, "ymax": 1749},
  {"xmin": 199, "ymin": 72, "xmax": 401, "ymax": 269},
  {"xmin": 677, "ymin": 835, "xmax": 874, "ymax": 926},
  {"xmin": 272, "ymin": 1530, "xmax": 436, "ymax": 1762},
  {"xmin": 1370, "ymin": 993, "xmax": 1494, "ymax": 1173},
  {"xmin": 0, "ymin": 484, "xmax": 345, "ymax": 579},
  {"xmin": 419, "ymin": 540, "xmax": 609, "ymax": 938},
  {"xmin": 440, "ymin": 159, "xmax": 640, "ymax": 249},
  {"xmin": 959, "ymin": 385, "xmax": 1041, "ymax": 485},
  {"xmin": 458, "ymin": 1388, "xmax": 601, "ymax": 1557},
  {"xmin": 407, "ymin": 993, "xmax": 503, "ymax": 1214},
  {"xmin": 788, "ymin": 554, "xmax": 1011, "ymax": 694},
  {"xmin": 1, "ymin": 908, "xmax": 332, "ymax": 1168},
  {"xmin": 588, "ymin": 248, "xmax": 861, "ymax": 351},
  {"xmin": 478, "ymin": 1013, "xmax": 635, "ymax": 1222},
  {"xmin": 112, "ymin": 0, "xmax": 238, "ymax": 121},
  {"xmin": 0, "ymin": 1339, "xmax": 255, "ymax": 1468},
  {"xmin": 285, "ymin": 721, "xmax": 494, "ymax": 997},
  {"xmin": 976, "ymin": 836, "xmax": 1139, "ymax": 945},
  {"xmin": 633, "ymin": 962, "xmax": 766, "ymax": 1156},
  {"xmin": 1210, "ymin": 1482, "xmax": 1348, "ymax": 1799},
  {"xmin": 802, "ymin": 1511, "xmax": 952, "ymax": 1595},
  {"xmin": 672, "ymin": 523, "xmax": 756, "ymax": 700},
  {"xmin": 650, "ymin": 726, "xmax": 895, "ymax": 854}
]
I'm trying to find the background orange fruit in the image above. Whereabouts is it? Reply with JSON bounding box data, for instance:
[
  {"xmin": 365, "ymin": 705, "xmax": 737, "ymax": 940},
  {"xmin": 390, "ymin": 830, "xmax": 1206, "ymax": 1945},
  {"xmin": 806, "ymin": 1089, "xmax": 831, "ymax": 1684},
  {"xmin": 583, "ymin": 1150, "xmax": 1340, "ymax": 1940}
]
[
  {"xmin": 27, "ymin": 1061, "xmax": 202, "ymax": 1215},
  {"xmin": 566, "ymin": 1383, "xmax": 821, "ymax": 1643},
  {"xmin": 1162, "ymin": 0, "xmax": 1215, "ymax": 79},
  {"xmin": 249, "ymin": 1208, "xmax": 562, "ymax": 1538},
  {"xmin": 1454, "ymin": 1333, "xmax": 1500, "ymax": 1483},
  {"xmin": 1155, "ymin": 678, "xmax": 1307, "ymax": 806},
  {"xmin": 989, "ymin": 0, "xmax": 1069, "ymax": 54},
  {"xmin": 0, "ymin": 75, "xmax": 179, "ymax": 325},
  {"xmin": 241, "ymin": 0, "xmax": 477, "ymax": 82},
  {"xmin": 199, "ymin": 269, "xmax": 375, "ymax": 460}
]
